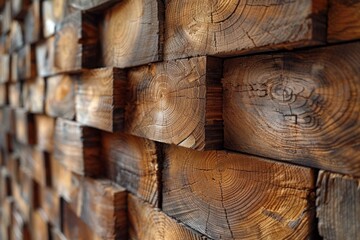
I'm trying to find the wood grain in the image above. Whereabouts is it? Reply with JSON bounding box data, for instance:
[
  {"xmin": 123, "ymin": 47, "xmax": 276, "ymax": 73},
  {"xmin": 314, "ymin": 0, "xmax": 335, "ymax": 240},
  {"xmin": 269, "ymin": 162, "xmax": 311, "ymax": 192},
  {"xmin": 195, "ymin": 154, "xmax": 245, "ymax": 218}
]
[
  {"xmin": 129, "ymin": 194, "xmax": 208, "ymax": 240},
  {"xmin": 69, "ymin": 0, "xmax": 118, "ymax": 11},
  {"xmin": 12, "ymin": 206, "xmax": 30, "ymax": 240},
  {"xmin": 76, "ymin": 68, "xmax": 126, "ymax": 132},
  {"xmin": 0, "ymin": 55, "xmax": 10, "ymax": 83},
  {"xmin": 22, "ymin": 77, "xmax": 44, "ymax": 113},
  {"xmin": 45, "ymin": 74, "xmax": 75, "ymax": 119},
  {"xmin": 9, "ymin": 21, "xmax": 24, "ymax": 52},
  {"xmin": 0, "ymin": 84, "xmax": 6, "ymax": 106},
  {"xmin": 24, "ymin": 0, "xmax": 41, "ymax": 44},
  {"xmin": 125, "ymin": 56, "xmax": 223, "ymax": 150},
  {"xmin": 11, "ymin": 0, "xmax": 30, "ymax": 19},
  {"xmin": 17, "ymin": 44, "xmax": 36, "ymax": 80},
  {"xmin": 164, "ymin": 0, "xmax": 326, "ymax": 60},
  {"xmin": 100, "ymin": 0, "xmax": 163, "ymax": 68},
  {"xmin": 223, "ymin": 42, "xmax": 360, "ymax": 176},
  {"xmin": 9, "ymin": 83, "xmax": 21, "ymax": 108},
  {"xmin": 102, "ymin": 132, "xmax": 160, "ymax": 206},
  {"xmin": 34, "ymin": 115, "xmax": 54, "ymax": 152},
  {"xmin": 51, "ymin": 227, "xmax": 67, "ymax": 240},
  {"xmin": 31, "ymin": 209, "xmax": 49, "ymax": 240},
  {"xmin": 1, "ymin": 1, "xmax": 11, "ymax": 34},
  {"xmin": 42, "ymin": 0, "xmax": 56, "ymax": 38},
  {"xmin": 40, "ymin": 187, "xmax": 60, "ymax": 229},
  {"xmin": 163, "ymin": 145, "xmax": 315, "ymax": 240},
  {"xmin": 11, "ymin": 52, "xmax": 19, "ymax": 82},
  {"xmin": 36, "ymin": 37, "xmax": 56, "ymax": 77},
  {"xmin": 316, "ymin": 171, "xmax": 360, "ymax": 240},
  {"xmin": 328, "ymin": 0, "xmax": 360, "ymax": 42},
  {"xmin": 15, "ymin": 109, "xmax": 36, "ymax": 145}
]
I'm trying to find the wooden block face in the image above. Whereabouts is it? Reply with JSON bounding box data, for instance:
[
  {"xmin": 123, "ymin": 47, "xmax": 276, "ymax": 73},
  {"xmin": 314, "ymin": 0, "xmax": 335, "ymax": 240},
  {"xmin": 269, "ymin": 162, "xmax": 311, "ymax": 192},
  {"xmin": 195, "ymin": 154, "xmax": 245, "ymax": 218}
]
[
  {"xmin": 223, "ymin": 42, "xmax": 360, "ymax": 176},
  {"xmin": 9, "ymin": 21, "xmax": 24, "ymax": 53},
  {"xmin": 328, "ymin": 0, "xmax": 360, "ymax": 42},
  {"xmin": 22, "ymin": 77, "xmax": 45, "ymax": 113},
  {"xmin": 36, "ymin": 37, "xmax": 57, "ymax": 77},
  {"xmin": 70, "ymin": 0, "xmax": 118, "ymax": 11},
  {"xmin": 76, "ymin": 68, "xmax": 126, "ymax": 132},
  {"xmin": 164, "ymin": 0, "xmax": 326, "ymax": 60},
  {"xmin": 46, "ymin": 75, "xmax": 75, "ymax": 119},
  {"xmin": 163, "ymin": 145, "xmax": 315, "ymax": 240},
  {"xmin": 42, "ymin": 1, "xmax": 56, "ymax": 38},
  {"xmin": 0, "ymin": 55, "xmax": 10, "ymax": 83},
  {"xmin": 11, "ymin": 0, "xmax": 30, "ymax": 19},
  {"xmin": 11, "ymin": 53, "xmax": 19, "ymax": 82},
  {"xmin": 125, "ymin": 57, "xmax": 223, "ymax": 150},
  {"xmin": 0, "ymin": 84, "xmax": 6, "ymax": 106},
  {"xmin": 316, "ymin": 171, "xmax": 360, "ymax": 240},
  {"xmin": 100, "ymin": 0, "xmax": 163, "ymax": 68},
  {"xmin": 1, "ymin": 1, "xmax": 11, "ymax": 34},
  {"xmin": 41, "ymin": 187, "xmax": 60, "ymax": 228},
  {"xmin": 129, "ymin": 194, "xmax": 207, "ymax": 240},
  {"xmin": 102, "ymin": 132, "xmax": 159, "ymax": 206},
  {"xmin": 17, "ymin": 45, "xmax": 37, "ymax": 81},
  {"xmin": 30, "ymin": 148, "xmax": 48, "ymax": 187},
  {"xmin": 35, "ymin": 115, "xmax": 54, "ymax": 152},
  {"xmin": 12, "ymin": 208, "xmax": 31, "ymax": 240},
  {"xmin": 15, "ymin": 109, "xmax": 36, "ymax": 145},
  {"xmin": 51, "ymin": 227, "xmax": 67, "ymax": 240},
  {"xmin": 31, "ymin": 209, "xmax": 49, "ymax": 240},
  {"xmin": 9, "ymin": 83, "xmax": 21, "ymax": 108},
  {"xmin": 24, "ymin": 0, "xmax": 41, "ymax": 44}
]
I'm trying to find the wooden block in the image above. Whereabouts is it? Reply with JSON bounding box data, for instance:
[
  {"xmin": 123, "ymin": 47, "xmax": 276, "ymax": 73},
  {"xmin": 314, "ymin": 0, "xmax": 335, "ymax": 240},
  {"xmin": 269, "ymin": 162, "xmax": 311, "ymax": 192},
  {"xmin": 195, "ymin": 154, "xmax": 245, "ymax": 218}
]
[
  {"xmin": 0, "ymin": 107, "xmax": 15, "ymax": 134},
  {"xmin": 45, "ymin": 74, "xmax": 75, "ymax": 119},
  {"xmin": 125, "ymin": 56, "xmax": 223, "ymax": 150},
  {"xmin": 163, "ymin": 145, "xmax": 315, "ymax": 240},
  {"xmin": 9, "ymin": 21, "xmax": 24, "ymax": 52},
  {"xmin": 30, "ymin": 148, "xmax": 49, "ymax": 187},
  {"xmin": 76, "ymin": 68, "xmax": 126, "ymax": 132},
  {"xmin": 316, "ymin": 171, "xmax": 360, "ymax": 240},
  {"xmin": 15, "ymin": 109, "xmax": 35, "ymax": 145},
  {"xmin": 36, "ymin": 37, "xmax": 56, "ymax": 77},
  {"xmin": 1, "ymin": 1, "xmax": 11, "ymax": 34},
  {"xmin": 0, "ymin": 169, "xmax": 11, "ymax": 201},
  {"xmin": 9, "ymin": 83, "xmax": 21, "ymax": 107},
  {"xmin": 42, "ymin": 0, "xmax": 56, "ymax": 38},
  {"xmin": 69, "ymin": 177, "xmax": 128, "ymax": 239},
  {"xmin": 11, "ymin": 0, "xmax": 30, "ymax": 19},
  {"xmin": 53, "ymin": 0, "xmax": 74, "ymax": 25},
  {"xmin": 0, "ymin": 84, "xmax": 6, "ymax": 106},
  {"xmin": 0, "ymin": 55, "xmax": 10, "ymax": 83},
  {"xmin": 129, "ymin": 194, "xmax": 207, "ymax": 240},
  {"xmin": 11, "ymin": 53, "xmax": 19, "ymax": 82},
  {"xmin": 22, "ymin": 77, "xmax": 45, "ymax": 113},
  {"xmin": 102, "ymin": 132, "xmax": 160, "ymax": 206},
  {"xmin": 17, "ymin": 44, "xmax": 36, "ymax": 80},
  {"xmin": 51, "ymin": 227, "xmax": 67, "ymax": 240},
  {"xmin": 31, "ymin": 209, "xmax": 49, "ymax": 240},
  {"xmin": 54, "ymin": 118, "xmax": 102, "ymax": 176},
  {"xmin": 1, "ymin": 197, "xmax": 14, "ymax": 228},
  {"xmin": 223, "ymin": 42, "xmax": 360, "ymax": 176},
  {"xmin": 164, "ymin": 0, "xmax": 326, "ymax": 60},
  {"xmin": 69, "ymin": 0, "xmax": 118, "ymax": 11},
  {"xmin": 100, "ymin": 0, "xmax": 164, "ymax": 68},
  {"xmin": 24, "ymin": 0, "xmax": 41, "ymax": 44},
  {"xmin": 35, "ymin": 115, "xmax": 54, "ymax": 152},
  {"xmin": 12, "ymin": 207, "xmax": 31, "ymax": 240},
  {"xmin": 54, "ymin": 11, "xmax": 99, "ymax": 73},
  {"xmin": 41, "ymin": 187, "xmax": 60, "ymax": 228}
]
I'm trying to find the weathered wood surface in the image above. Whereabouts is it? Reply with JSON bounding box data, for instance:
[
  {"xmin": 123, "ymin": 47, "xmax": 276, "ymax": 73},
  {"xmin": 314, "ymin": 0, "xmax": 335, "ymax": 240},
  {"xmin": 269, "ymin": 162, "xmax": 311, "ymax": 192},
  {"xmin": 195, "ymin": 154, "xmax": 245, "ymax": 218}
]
[
  {"xmin": 36, "ymin": 37, "xmax": 56, "ymax": 77},
  {"xmin": 24, "ymin": 0, "xmax": 41, "ymax": 44},
  {"xmin": 164, "ymin": 0, "xmax": 326, "ymax": 60},
  {"xmin": 31, "ymin": 209, "xmax": 49, "ymax": 240},
  {"xmin": 0, "ymin": 84, "xmax": 6, "ymax": 106},
  {"xmin": 328, "ymin": 0, "xmax": 360, "ymax": 42},
  {"xmin": 11, "ymin": 0, "xmax": 30, "ymax": 19},
  {"xmin": 316, "ymin": 171, "xmax": 360, "ymax": 240},
  {"xmin": 223, "ymin": 42, "xmax": 360, "ymax": 176},
  {"xmin": 17, "ymin": 45, "xmax": 37, "ymax": 80},
  {"xmin": 9, "ymin": 83, "xmax": 21, "ymax": 107},
  {"xmin": 12, "ymin": 207, "xmax": 30, "ymax": 240},
  {"xmin": 11, "ymin": 53, "xmax": 19, "ymax": 82},
  {"xmin": 42, "ymin": 0, "xmax": 56, "ymax": 38},
  {"xmin": 54, "ymin": 118, "xmax": 102, "ymax": 176},
  {"xmin": 163, "ymin": 145, "xmax": 315, "ymax": 240},
  {"xmin": 15, "ymin": 109, "xmax": 36, "ymax": 145},
  {"xmin": 69, "ymin": 0, "xmax": 118, "ymax": 11},
  {"xmin": 40, "ymin": 187, "xmax": 60, "ymax": 228},
  {"xmin": 129, "ymin": 194, "xmax": 207, "ymax": 240},
  {"xmin": 76, "ymin": 68, "xmax": 126, "ymax": 132},
  {"xmin": 45, "ymin": 74, "xmax": 75, "ymax": 119},
  {"xmin": 51, "ymin": 227, "xmax": 67, "ymax": 240},
  {"xmin": 0, "ymin": 55, "xmax": 10, "ymax": 83},
  {"xmin": 0, "ymin": 107, "xmax": 15, "ymax": 134},
  {"xmin": 9, "ymin": 21, "xmax": 24, "ymax": 52},
  {"xmin": 54, "ymin": 11, "xmax": 99, "ymax": 73},
  {"xmin": 22, "ymin": 77, "xmax": 44, "ymax": 113},
  {"xmin": 100, "ymin": 0, "xmax": 163, "ymax": 68},
  {"xmin": 35, "ymin": 115, "xmax": 54, "ymax": 152},
  {"xmin": 1, "ymin": 1, "xmax": 11, "ymax": 34},
  {"xmin": 125, "ymin": 56, "xmax": 223, "ymax": 150},
  {"xmin": 30, "ymin": 148, "xmax": 49, "ymax": 187},
  {"xmin": 102, "ymin": 132, "xmax": 159, "ymax": 206}
]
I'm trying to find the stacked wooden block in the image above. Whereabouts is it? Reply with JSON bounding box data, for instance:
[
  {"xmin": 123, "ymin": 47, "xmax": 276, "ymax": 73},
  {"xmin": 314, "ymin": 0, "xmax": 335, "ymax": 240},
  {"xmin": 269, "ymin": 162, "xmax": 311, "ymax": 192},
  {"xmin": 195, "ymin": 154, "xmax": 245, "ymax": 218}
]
[{"xmin": 0, "ymin": 0, "xmax": 359, "ymax": 239}]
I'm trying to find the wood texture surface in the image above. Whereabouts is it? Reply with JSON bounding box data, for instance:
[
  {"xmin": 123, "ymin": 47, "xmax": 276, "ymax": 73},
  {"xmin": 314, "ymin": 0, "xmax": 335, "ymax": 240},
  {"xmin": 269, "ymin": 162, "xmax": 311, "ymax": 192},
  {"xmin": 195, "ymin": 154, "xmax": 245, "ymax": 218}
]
[
  {"xmin": 125, "ymin": 56, "xmax": 223, "ymax": 150},
  {"xmin": 41, "ymin": 187, "xmax": 60, "ymax": 228},
  {"xmin": 316, "ymin": 171, "xmax": 360, "ymax": 240},
  {"xmin": 11, "ymin": 0, "xmax": 30, "ymax": 19},
  {"xmin": 45, "ymin": 74, "xmax": 75, "ymax": 119},
  {"xmin": 30, "ymin": 209, "xmax": 49, "ymax": 240},
  {"xmin": 100, "ymin": 0, "xmax": 163, "ymax": 68},
  {"xmin": 129, "ymin": 194, "xmax": 208, "ymax": 240},
  {"xmin": 223, "ymin": 42, "xmax": 360, "ymax": 176},
  {"xmin": 328, "ymin": 0, "xmax": 360, "ymax": 42},
  {"xmin": 76, "ymin": 68, "xmax": 126, "ymax": 132},
  {"xmin": 1, "ymin": 1, "xmax": 11, "ymax": 34},
  {"xmin": 42, "ymin": 0, "xmax": 56, "ymax": 38},
  {"xmin": 164, "ymin": 0, "xmax": 326, "ymax": 60},
  {"xmin": 0, "ymin": 84, "xmax": 6, "ymax": 106},
  {"xmin": 22, "ymin": 77, "xmax": 44, "ymax": 113},
  {"xmin": 17, "ymin": 44, "xmax": 36, "ymax": 80},
  {"xmin": 36, "ymin": 37, "xmax": 56, "ymax": 77},
  {"xmin": 9, "ymin": 21, "xmax": 24, "ymax": 53},
  {"xmin": 9, "ymin": 83, "xmax": 21, "ymax": 108},
  {"xmin": 163, "ymin": 145, "xmax": 315, "ymax": 240},
  {"xmin": 54, "ymin": 118, "xmax": 102, "ymax": 176},
  {"xmin": 24, "ymin": 0, "xmax": 41, "ymax": 44},
  {"xmin": 0, "ymin": 55, "xmax": 10, "ymax": 83},
  {"xmin": 34, "ymin": 115, "xmax": 54, "ymax": 152},
  {"xmin": 102, "ymin": 132, "xmax": 160, "ymax": 206},
  {"xmin": 69, "ymin": 0, "xmax": 118, "ymax": 11},
  {"xmin": 15, "ymin": 109, "xmax": 36, "ymax": 145}
]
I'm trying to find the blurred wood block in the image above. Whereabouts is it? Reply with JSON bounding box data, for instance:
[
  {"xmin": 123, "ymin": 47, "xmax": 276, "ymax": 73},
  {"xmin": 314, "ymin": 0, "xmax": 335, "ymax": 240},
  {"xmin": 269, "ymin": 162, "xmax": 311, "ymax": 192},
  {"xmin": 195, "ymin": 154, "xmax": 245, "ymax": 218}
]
[
  {"xmin": 42, "ymin": 0, "xmax": 55, "ymax": 38},
  {"xmin": 31, "ymin": 209, "xmax": 49, "ymax": 240},
  {"xmin": 36, "ymin": 37, "xmax": 56, "ymax": 77},
  {"xmin": 15, "ymin": 109, "xmax": 35, "ymax": 145},
  {"xmin": 0, "ymin": 55, "xmax": 10, "ymax": 83},
  {"xmin": 45, "ymin": 74, "xmax": 75, "ymax": 119},
  {"xmin": 9, "ymin": 21, "xmax": 24, "ymax": 52},
  {"xmin": 316, "ymin": 171, "xmax": 360, "ymax": 240},
  {"xmin": 328, "ymin": 0, "xmax": 360, "ymax": 42},
  {"xmin": 1, "ymin": 197, "xmax": 14, "ymax": 228},
  {"xmin": 103, "ymin": 132, "xmax": 160, "ymax": 206},
  {"xmin": 100, "ymin": 0, "xmax": 164, "ymax": 68},
  {"xmin": 54, "ymin": 11, "xmax": 99, "ymax": 73},
  {"xmin": 9, "ymin": 83, "xmax": 21, "ymax": 107},
  {"xmin": 76, "ymin": 68, "xmax": 126, "ymax": 132},
  {"xmin": 41, "ymin": 187, "xmax": 60, "ymax": 228},
  {"xmin": 69, "ymin": 0, "xmax": 118, "ymax": 11},
  {"xmin": 51, "ymin": 227, "xmax": 67, "ymax": 240},
  {"xmin": 11, "ymin": 52, "xmax": 18, "ymax": 82},
  {"xmin": 223, "ymin": 42, "xmax": 360, "ymax": 176},
  {"xmin": 1, "ymin": 1, "xmax": 11, "ymax": 34},
  {"xmin": 53, "ymin": 0, "xmax": 75, "ymax": 26},
  {"xmin": 0, "ymin": 168, "xmax": 11, "ymax": 201},
  {"xmin": 129, "ymin": 194, "xmax": 208, "ymax": 240},
  {"xmin": 54, "ymin": 118, "xmax": 102, "ymax": 176},
  {"xmin": 0, "ymin": 84, "xmax": 6, "ymax": 106},
  {"xmin": 24, "ymin": 0, "xmax": 41, "ymax": 44},
  {"xmin": 125, "ymin": 56, "xmax": 223, "ymax": 150},
  {"xmin": 164, "ymin": 0, "xmax": 326, "ymax": 60},
  {"xmin": 22, "ymin": 77, "xmax": 44, "ymax": 113},
  {"xmin": 12, "ymin": 207, "xmax": 31, "ymax": 240},
  {"xmin": 11, "ymin": 0, "xmax": 30, "ymax": 19},
  {"xmin": 35, "ymin": 115, "xmax": 54, "ymax": 152},
  {"xmin": 30, "ymin": 148, "xmax": 49, "ymax": 187},
  {"xmin": 17, "ymin": 44, "xmax": 36, "ymax": 80},
  {"xmin": 163, "ymin": 145, "xmax": 315, "ymax": 240},
  {"xmin": 0, "ymin": 107, "xmax": 15, "ymax": 134}
]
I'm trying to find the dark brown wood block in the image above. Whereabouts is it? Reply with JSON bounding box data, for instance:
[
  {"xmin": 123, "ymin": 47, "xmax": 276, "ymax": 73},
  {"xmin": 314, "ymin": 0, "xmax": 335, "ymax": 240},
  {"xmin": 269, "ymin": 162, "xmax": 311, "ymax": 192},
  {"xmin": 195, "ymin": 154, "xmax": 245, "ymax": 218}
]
[
  {"xmin": 100, "ymin": 0, "xmax": 163, "ymax": 68},
  {"xmin": 54, "ymin": 118, "xmax": 102, "ymax": 176},
  {"xmin": 129, "ymin": 194, "xmax": 208, "ymax": 240},
  {"xmin": 164, "ymin": 0, "xmax": 326, "ymax": 60},
  {"xmin": 163, "ymin": 145, "xmax": 315, "ymax": 240},
  {"xmin": 35, "ymin": 115, "xmax": 54, "ymax": 152},
  {"xmin": 316, "ymin": 171, "xmax": 360, "ymax": 240},
  {"xmin": 9, "ymin": 83, "xmax": 21, "ymax": 107},
  {"xmin": 0, "ymin": 168, "xmax": 11, "ymax": 201},
  {"xmin": 125, "ymin": 56, "xmax": 223, "ymax": 150},
  {"xmin": 0, "ymin": 55, "xmax": 10, "ymax": 83},
  {"xmin": 24, "ymin": 0, "xmax": 41, "ymax": 44},
  {"xmin": 0, "ymin": 84, "xmax": 6, "ymax": 106},
  {"xmin": 17, "ymin": 45, "xmax": 36, "ymax": 80},
  {"xmin": 45, "ymin": 74, "xmax": 75, "ymax": 119},
  {"xmin": 102, "ymin": 132, "xmax": 160, "ymax": 206},
  {"xmin": 69, "ymin": 0, "xmax": 118, "ymax": 11},
  {"xmin": 15, "ymin": 109, "xmax": 35, "ymax": 145},
  {"xmin": 223, "ymin": 42, "xmax": 360, "ymax": 176},
  {"xmin": 31, "ymin": 209, "xmax": 49, "ymax": 240},
  {"xmin": 22, "ymin": 77, "xmax": 44, "ymax": 113},
  {"xmin": 41, "ymin": 187, "xmax": 60, "ymax": 228},
  {"xmin": 76, "ymin": 68, "xmax": 126, "ymax": 132}
]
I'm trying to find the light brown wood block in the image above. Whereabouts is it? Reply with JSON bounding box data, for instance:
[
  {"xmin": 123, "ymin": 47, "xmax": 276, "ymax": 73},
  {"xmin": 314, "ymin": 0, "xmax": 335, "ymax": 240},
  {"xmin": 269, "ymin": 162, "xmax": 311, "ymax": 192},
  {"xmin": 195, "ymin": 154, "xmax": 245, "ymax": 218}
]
[
  {"xmin": 102, "ymin": 132, "xmax": 160, "ymax": 206},
  {"xmin": 54, "ymin": 118, "xmax": 102, "ymax": 176},
  {"xmin": 76, "ymin": 68, "xmax": 126, "ymax": 132},
  {"xmin": 12, "ymin": 207, "xmax": 30, "ymax": 240},
  {"xmin": 0, "ymin": 84, "xmax": 6, "ymax": 106},
  {"xmin": 35, "ymin": 115, "xmax": 54, "ymax": 152},
  {"xmin": 164, "ymin": 0, "xmax": 326, "ymax": 60},
  {"xmin": 163, "ymin": 145, "xmax": 315, "ymax": 240},
  {"xmin": 223, "ymin": 42, "xmax": 360, "ymax": 176},
  {"xmin": 100, "ymin": 0, "xmax": 164, "ymax": 68},
  {"xmin": 9, "ymin": 83, "xmax": 21, "ymax": 107},
  {"xmin": 24, "ymin": 0, "xmax": 41, "ymax": 44},
  {"xmin": 11, "ymin": 53, "xmax": 19, "ymax": 82},
  {"xmin": 31, "ymin": 209, "xmax": 49, "ymax": 240},
  {"xmin": 22, "ymin": 77, "xmax": 44, "ymax": 113},
  {"xmin": 316, "ymin": 171, "xmax": 360, "ymax": 240},
  {"xmin": 1, "ymin": 1, "xmax": 11, "ymax": 34},
  {"xmin": 125, "ymin": 56, "xmax": 223, "ymax": 150},
  {"xmin": 0, "ymin": 55, "xmax": 10, "ymax": 83},
  {"xmin": 36, "ymin": 37, "xmax": 56, "ymax": 77},
  {"xmin": 41, "ymin": 187, "xmax": 60, "ymax": 228},
  {"xmin": 51, "ymin": 227, "xmax": 67, "ymax": 240},
  {"xmin": 17, "ymin": 45, "xmax": 36, "ymax": 81},
  {"xmin": 42, "ymin": 0, "xmax": 56, "ymax": 38},
  {"xmin": 15, "ymin": 109, "xmax": 36, "ymax": 145},
  {"xmin": 45, "ymin": 74, "xmax": 75, "ymax": 119}
]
